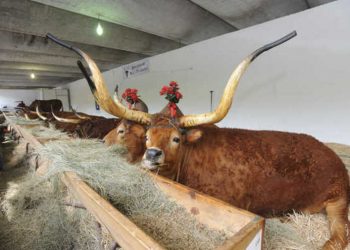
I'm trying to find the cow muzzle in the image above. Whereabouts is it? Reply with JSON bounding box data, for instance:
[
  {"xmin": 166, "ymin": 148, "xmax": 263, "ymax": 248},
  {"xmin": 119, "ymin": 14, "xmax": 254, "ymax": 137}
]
[{"xmin": 142, "ymin": 147, "xmax": 165, "ymax": 170}]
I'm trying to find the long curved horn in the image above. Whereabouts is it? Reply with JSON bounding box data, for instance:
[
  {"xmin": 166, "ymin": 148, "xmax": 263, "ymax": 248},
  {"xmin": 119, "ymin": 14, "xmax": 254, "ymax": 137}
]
[
  {"xmin": 22, "ymin": 107, "xmax": 38, "ymax": 115},
  {"xmin": 36, "ymin": 105, "xmax": 48, "ymax": 121},
  {"xmin": 46, "ymin": 33, "xmax": 152, "ymax": 125},
  {"xmin": 78, "ymin": 54, "xmax": 151, "ymax": 124},
  {"xmin": 72, "ymin": 108, "xmax": 91, "ymax": 120},
  {"xmin": 24, "ymin": 113, "xmax": 37, "ymax": 121},
  {"xmin": 51, "ymin": 111, "xmax": 81, "ymax": 124},
  {"xmin": 179, "ymin": 31, "xmax": 297, "ymax": 127}
]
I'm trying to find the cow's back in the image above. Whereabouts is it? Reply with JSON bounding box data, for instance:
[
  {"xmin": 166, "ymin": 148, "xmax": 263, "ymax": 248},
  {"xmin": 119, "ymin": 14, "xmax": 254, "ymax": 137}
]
[
  {"xmin": 75, "ymin": 118, "xmax": 119, "ymax": 139},
  {"xmin": 180, "ymin": 128, "xmax": 349, "ymax": 216},
  {"xmin": 29, "ymin": 99, "xmax": 63, "ymax": 112}
]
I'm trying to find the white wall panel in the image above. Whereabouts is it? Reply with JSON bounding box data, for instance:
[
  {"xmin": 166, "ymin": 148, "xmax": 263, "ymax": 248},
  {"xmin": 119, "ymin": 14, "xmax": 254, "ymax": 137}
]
[{"xmin": 0, "ymin": 89, "xmax": 40, "ymax": 108}]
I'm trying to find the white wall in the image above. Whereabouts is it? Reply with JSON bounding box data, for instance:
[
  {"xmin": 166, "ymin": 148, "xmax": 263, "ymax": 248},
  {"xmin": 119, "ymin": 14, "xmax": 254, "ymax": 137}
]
[
  {"xmin": 0, "ymin": 89, "xmax": 40, "ymax": 108},
  {"xmin": 68, "ymin": 0, "xmax": 350, "ymax": 144}
]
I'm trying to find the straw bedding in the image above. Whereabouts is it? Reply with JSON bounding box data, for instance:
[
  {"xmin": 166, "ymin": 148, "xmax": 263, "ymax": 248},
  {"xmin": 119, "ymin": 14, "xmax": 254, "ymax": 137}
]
[
  {"xmin": 0, "ymin": 128, "xmax": 98, "ymax": 250},
  {"xmin": 6, "ymin": 115, "xmax": 43, "ymax": 126},
  {"xmin": 36, "ymin": 139, "xmax": 229, "ymax": 249}
]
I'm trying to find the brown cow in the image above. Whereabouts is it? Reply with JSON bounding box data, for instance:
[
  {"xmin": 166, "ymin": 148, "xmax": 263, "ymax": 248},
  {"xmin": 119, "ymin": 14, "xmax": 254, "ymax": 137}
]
[
  {"xmin": 104, "ymin": 120, "xmax": 146, "ymax": 162},
  {"xmin": 16, "ymin": 107, "xmax": 39, "ymax": 120},
  {"xmin": 49, "ymin": 31, "xmax": 349, "ymax": 249},
  {"xmin": 103, "ymin": 96, "xmax": 150, "ymax": 162},
  {"xmin": 29, "ymin": 99, "xmax": 63, "ymax": 112},
  {"xmin": 102, "ymin": 102, "xmax": 177, "ymax": 163},
  {"xmin": 50, "ymin": 109, "xmax": 118, "ymax": 139},
  {"xmin": 75, "ymin": 118, "xmax": 120, "ymax": 139}
]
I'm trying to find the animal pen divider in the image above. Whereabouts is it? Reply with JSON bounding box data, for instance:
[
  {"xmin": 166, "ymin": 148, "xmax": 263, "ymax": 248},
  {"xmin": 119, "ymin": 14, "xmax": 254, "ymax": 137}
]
[{"xmin": 4, "ymin": 113, "xmax": 265, "ymax": 250}]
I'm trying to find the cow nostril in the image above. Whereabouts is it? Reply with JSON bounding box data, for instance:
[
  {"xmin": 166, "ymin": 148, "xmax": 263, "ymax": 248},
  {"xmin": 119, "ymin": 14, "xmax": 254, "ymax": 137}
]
[{"xmin": 146, "ymin": 149, "xmax": 162, "ymax": 159}]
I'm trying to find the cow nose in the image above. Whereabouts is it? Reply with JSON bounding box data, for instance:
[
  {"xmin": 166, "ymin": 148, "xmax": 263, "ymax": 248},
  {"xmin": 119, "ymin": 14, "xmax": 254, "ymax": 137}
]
[{"xmin": 146, "ymin": 148, "xmax": 162, "ymax": 160}]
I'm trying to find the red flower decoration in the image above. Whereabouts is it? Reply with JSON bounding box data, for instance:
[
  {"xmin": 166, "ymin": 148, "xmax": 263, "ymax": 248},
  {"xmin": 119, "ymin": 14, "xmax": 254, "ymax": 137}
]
[
  {"xmin": 122, "ymin": 88, "xmax": 139, "ymax": 109},
  {"xmin": 159, "ymin": 81, "xmax": 183, "ymax": 118},
  {"xmin": 169, "ymin": 81, "xmax": 178, "ymax": 87}
]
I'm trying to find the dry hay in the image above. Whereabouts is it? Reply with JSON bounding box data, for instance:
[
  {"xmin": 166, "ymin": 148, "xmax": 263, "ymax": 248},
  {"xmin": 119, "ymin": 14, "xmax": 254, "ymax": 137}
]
[
  {"xmin": 6, "ymin": 115, "xmax": 43, "ymax": 126},
  {"xmin": 326, "ymin": 143, "xmax": 350, "ymax": 169},
  {"xmin": 7, "ymin": 116, "xmax": 69, "ymax": 140},
  {"xmin": 25, "ymin": 125, "xmax": 70, "ymax": 140},
  {"xmin": 0, "ymin": 141, "xmax": 112, "ymax": 250}
]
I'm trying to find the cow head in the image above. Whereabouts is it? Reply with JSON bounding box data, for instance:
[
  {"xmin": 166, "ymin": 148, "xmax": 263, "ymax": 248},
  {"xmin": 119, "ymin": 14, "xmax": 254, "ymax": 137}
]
[
  {"xmin": 104, "ymin": 119, "xmax": 147, "ymax": 162},
  {"xmin": 142, "ymin": 117, "xmax": 200, "ymax": 170},
  {"xmin": 48, "ymin": 31, "xmax": 296, "ymax": 170},
  {"xmin": 103, "ymin": 98, "xmax": 149, "ymax": 163}
]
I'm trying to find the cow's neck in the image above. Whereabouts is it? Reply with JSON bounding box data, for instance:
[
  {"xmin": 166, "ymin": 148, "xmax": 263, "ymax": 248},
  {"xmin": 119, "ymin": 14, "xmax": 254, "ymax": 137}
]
[
  {"xmin": 174, "ymin": 144, "xmax": 193, "ymax": 183},
  {"xmin": 154, "ymin": 146, "xmax": 190, "ymax": 181},
  {"xmin": 157, "ymin": 164, "xmax": 178, "ymax": 180}
]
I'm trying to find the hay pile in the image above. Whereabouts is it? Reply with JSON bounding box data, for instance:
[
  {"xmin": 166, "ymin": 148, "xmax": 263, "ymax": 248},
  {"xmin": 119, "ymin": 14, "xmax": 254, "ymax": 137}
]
[
  {"xmin": 6, "ymin": 115, "xmax": 69, "ymax": 140},
  {"xmin": 0, "ymin": 142, "xmax": 102, "ymax": 250},
  {"xmin": 6, "ymin": 115, "xmax": 42, "ymax": 126},
  {"xmin": 25, "ymin": 124, "xmax": 70, "ymax": 140},
  {"xmin": 36, "ymin": 139, "xmax": 229, "ymax": 249}
]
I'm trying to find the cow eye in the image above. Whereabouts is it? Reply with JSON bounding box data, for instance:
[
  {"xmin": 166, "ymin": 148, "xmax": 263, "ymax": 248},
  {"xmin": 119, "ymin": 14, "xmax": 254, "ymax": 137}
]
[
  {"xmin": 118, "ymin": 130, "xmax": 124, "ymax": 134},
  {"xmin": 145, "ymin": 136, "xmax": 149, "ymax": 141},
  {"xmin": 172, "ymin": 137, "xmax": 180, "ymax": 143}
]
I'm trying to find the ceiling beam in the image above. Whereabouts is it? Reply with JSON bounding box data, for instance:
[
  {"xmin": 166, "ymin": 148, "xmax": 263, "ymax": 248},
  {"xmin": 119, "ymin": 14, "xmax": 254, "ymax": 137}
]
[
  {"xmin": 0, "ymin": 61, "xmax": 111, "ymax": 73},
  {"xmin": 0, "ymin": 68, "xmax": 82, "ymax": 78},
  {"xmin": 0, "ymin": 30, "xmax": 147, "ymax": 64},
  {"xmin": 0, "ymin": 74, "xmax": 77, "ymax": 82},
  {"xmin": 0, "ymin": 0, "xmax": 182, "ymax": 55},
  {"xmin": 190, "ymin": 0, "xmax": 309, "ymax": 29},
  {"xmin": 304, "ymin": 0, "xmax": 311, "ymax": 8},
  {"xmin": 307, "ymin": 0, "xmax": 336, "ymax": 8},
  {"xmin": 32, "ymin": 0, "xmax": 235, "ymax": 44},
  {"xmin": 0, "ymin": 49, "xmax": 120, "ymax": 68},
  {"xmin": 0, "ymin": 84, "xmax": 60, "ymax": 89},
  {"xmin": 186, "ymin": 0, "xmax": 239, "ymax": 30},
  {"xmin": 0, "ymin": 78, "xmax": 74, "ymax": 85}
]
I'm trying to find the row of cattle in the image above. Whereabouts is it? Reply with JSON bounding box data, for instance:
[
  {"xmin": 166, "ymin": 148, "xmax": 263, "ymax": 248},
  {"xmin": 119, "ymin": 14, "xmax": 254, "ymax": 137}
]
[
  {"xmin": 31, "ymin": 31, "xmax": 350, "ymax": 250},
  {"xmin": 17, "ymin": 105, "xmax": 120, "ymax": 141}
]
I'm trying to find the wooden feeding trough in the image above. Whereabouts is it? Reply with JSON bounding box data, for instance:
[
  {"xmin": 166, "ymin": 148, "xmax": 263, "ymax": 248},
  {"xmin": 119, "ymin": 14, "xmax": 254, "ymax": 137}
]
[{"xmin": 5, "ymin": 114, "xmax": 265, "ymax": 250}]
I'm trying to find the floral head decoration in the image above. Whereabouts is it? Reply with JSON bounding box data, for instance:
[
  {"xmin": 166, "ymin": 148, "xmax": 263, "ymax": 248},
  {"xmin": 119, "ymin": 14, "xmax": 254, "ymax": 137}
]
[
  {"xmin": 159, "ymin": 81, "xmax": 183, "ymax": 118},
  {"xmin": 122, "ymin": 88, "xmax": 140, "ymax": 109}
]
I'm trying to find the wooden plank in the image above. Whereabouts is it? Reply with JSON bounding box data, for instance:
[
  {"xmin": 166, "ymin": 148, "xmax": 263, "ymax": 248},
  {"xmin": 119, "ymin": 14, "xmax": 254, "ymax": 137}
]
[
  {"xmin": 61, "ymin": 171, "xmax": 164, "ymax": 250},
  {"xmin": 153, "ymin": 174, "xmax": 254, "ymax": 234},
  {"xmin": 217, "ymin": 218, "xmax": 264, "ymax": 250}
]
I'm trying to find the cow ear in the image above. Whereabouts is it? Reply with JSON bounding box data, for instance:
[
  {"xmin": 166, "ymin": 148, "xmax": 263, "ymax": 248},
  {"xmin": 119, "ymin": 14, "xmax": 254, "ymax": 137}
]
[{"xmin": 185, "ymin": 129, "xmax": 202, "ymax": 143}]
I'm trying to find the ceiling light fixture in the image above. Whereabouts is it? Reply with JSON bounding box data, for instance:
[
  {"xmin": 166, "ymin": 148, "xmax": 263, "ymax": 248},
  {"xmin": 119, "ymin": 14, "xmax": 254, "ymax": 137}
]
[
  {"xmin": 96, "ymin": 22, "xmax": 103, "ymax": 36},
  {"xmin": 96, "ymin": 15, "xmax": 103, "ymax": 36},
  {"xmin": 30, "ymin": 73, "xmax": 36, "ymax": 79}
]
